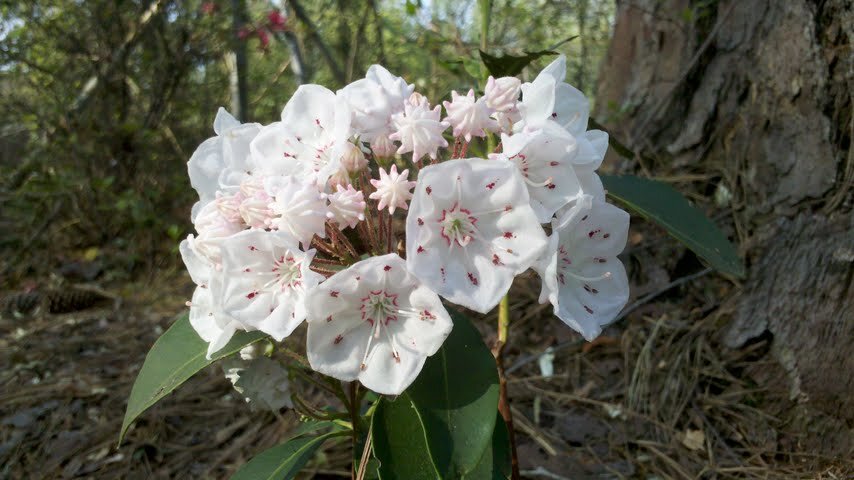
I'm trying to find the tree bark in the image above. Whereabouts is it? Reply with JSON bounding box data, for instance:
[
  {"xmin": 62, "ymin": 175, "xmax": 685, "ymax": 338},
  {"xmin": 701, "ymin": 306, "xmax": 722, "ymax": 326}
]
[{"xmin": 596, "ymin": 0, "xmax": 852, "ymax": 456}]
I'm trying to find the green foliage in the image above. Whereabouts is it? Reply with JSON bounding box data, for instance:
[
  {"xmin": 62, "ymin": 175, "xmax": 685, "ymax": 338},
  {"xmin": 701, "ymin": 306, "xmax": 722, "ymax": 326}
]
[
  {"xmin": 464, "ymin": 414, "xmax": 512, "ymax": 479},
  {"xmin": 119, "ymin": 313, "xmax": 267, "ymax": 443},
  {"xmin": 229, "ymin": 431, "xmax": 347, "ymax": 480},
  {"xmin": 479, "ymin": 49, "xmax": 558, "ymax": 77},
  {"xmin": 601, "ymin": 175, "xmax": 745, "ymax": 278},
  {"xmin": 372, "ymin": 310, "xmax": 500, "ymax": 478}
]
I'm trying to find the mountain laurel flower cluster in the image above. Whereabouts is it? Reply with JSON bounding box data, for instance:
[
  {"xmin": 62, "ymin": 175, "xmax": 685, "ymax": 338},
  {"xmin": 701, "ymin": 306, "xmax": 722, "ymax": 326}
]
[{"xmin": 181, "ymin": 56, "xmax": 630, "ymax": 396}]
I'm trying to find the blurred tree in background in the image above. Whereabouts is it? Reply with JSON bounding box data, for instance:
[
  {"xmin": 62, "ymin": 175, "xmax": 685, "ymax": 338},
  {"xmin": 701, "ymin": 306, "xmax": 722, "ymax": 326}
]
[{"xmin": 0, "ymin": 0, "xmax": 614, "ymax": 286}]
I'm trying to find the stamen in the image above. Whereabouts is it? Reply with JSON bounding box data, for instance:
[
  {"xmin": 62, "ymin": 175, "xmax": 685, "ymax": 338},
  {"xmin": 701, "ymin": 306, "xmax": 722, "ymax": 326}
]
[{"xmin": 523, "ymin": 176, "xmax": 553, "ymax": 188}]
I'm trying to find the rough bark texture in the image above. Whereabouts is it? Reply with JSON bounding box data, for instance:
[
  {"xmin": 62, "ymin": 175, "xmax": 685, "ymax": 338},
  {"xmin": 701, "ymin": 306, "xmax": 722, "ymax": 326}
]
[{"xmin": 596, "ymin": 0, "xmax": 853, "ymax": 455}]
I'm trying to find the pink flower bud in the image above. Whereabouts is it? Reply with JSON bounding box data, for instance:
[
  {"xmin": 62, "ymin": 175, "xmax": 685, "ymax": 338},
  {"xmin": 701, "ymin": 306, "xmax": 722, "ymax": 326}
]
[
  {"xmin": 341, "ymin": 142, "xmax": 368, "ymax": 173},
  {"xmin": 484, "ymin": 76, "xmax": 522, "ymax": 112}
]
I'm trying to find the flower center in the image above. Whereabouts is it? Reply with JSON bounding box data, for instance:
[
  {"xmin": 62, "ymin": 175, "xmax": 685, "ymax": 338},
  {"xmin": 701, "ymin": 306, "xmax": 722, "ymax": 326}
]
[
  {"xmin": 360, "ymin": 290, "xmax": 399, "ymax": 325},
  {"xmin": 439, "ymin": 204, "xmax": 478, "ymax": 247},
  {"xmin": 267, "ymin": 254, "xmax": 303, "ymax": 291}
]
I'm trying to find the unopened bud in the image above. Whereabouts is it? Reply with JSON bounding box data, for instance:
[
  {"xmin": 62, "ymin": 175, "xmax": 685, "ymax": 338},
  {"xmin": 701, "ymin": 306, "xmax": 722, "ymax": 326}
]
[
  {"xmin": 341, "ymin": 142, "xmax": 368, "ymax": 172},
  {"xmin": 484, "ymin": 76, "xmax": 522, "ymax": 112}
]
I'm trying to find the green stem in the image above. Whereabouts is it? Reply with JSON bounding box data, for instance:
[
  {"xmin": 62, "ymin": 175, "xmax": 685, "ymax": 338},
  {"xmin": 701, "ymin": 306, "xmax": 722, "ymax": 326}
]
[{"xmin": 498, "ymin": 294, "xmax": 509, "ymax": 345}]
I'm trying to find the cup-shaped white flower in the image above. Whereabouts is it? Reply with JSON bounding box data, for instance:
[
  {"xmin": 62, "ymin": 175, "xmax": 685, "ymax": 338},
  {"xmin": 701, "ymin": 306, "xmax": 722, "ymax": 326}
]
[
  {"xmin": 188, "ymin": 108, "xmax": 261, "ymax": 216},
  {"xmin": 249, "ymin": 85, "xmax": 352, "ymax": 185},
  {"xmin": 490, "ymin": 123, "xmax": 582, "ymax": 223},
  {"xmin": 306, "ymin": 254, "xmax": 453, "ymax": 395},
  {"xmin": 338, "ymin": 65, "xmax": 414, "ymax": 144},
  {"xmin": 188, "ymin": 280, "xmax": 246, "ymax": 359},
  {"xmin": 214, "ymin": 230, "xmax": 323, "ymax": 341},
  {"xmin": 405, "ymin": 158, "xmax": 548, "ymax": 313},
  {"xmin": 535, "ymin": 195, "xmax": 630, "ymax": 340},
  {"xmin": 517, "ymin": 55, "xmax": 590, "ymax": 136}
]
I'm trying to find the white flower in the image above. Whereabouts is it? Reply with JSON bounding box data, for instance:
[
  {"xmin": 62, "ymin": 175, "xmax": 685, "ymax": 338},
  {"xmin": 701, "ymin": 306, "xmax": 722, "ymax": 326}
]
[
  {"xmin": 405, "ymin": 158, "xmax": 548, "ymax": 313},
  {"xmin": 535, "ymin": 195, "xmax": 630, "ymax": 340},
  {"xmin": 327, "ymin": 184, "xmax": 366, "ymax": 229},
  {"xmin": 443, "ymin": 89, "xmax": 498, "ymax": 142},
  {"xmin": 484, "ymin": 76, "xmax": 521, "ymax": 113},
  {"xmin": 249, "ymin": 85, "xmax": 352, "ymax": 185},
  {"xmin": 267, "ymin": 176, "xmax": 329, "ymax": 246},
  {"xmin": 187, "ymin": 280, "xmax": 246, "ymax": 359},
  {"xmin": 490, "ymin": 123, "xmax": 582, "ymax": 223},
  {"xmin": 183, "ymin": 201, "xmax": 243, "ymax": 276},
  {"xmin": 517, "ymin": 55, "xmax": 590, "ymax": 136},
  {"xmin": 305, "ymin": 254, "xmax": 453, "ymax": 395},
  {"xmin": 188, "ymin": 108, "xmax": 261, "ymax": 218},
  {"xmin": 389, "ymin": 100, "xmax": 449, "ymax": 162},
  {"xmin": 223, "ymin": 356, "xmax": 293, "ymax": 411},
  {"xmin": 338, "ymin": 65, "xmax": 414, "ymax": 144},
  {"xmin": 214, "ymin": 230, "xmax": 323, "ymax": 341},
  {"xmin": 369, "ymin": 164, "xmax": 416, "ymax": 214}
]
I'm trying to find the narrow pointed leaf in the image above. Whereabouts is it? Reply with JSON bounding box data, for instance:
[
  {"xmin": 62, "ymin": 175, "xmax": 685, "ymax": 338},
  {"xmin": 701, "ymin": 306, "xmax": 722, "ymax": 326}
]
[
  {"xmin": 601, "ymin": 174, "xmax": 745, "ymax": 277},
  {"xmin": 229, "ymin": 431, "xmax": 346, "ymax": 480},
  {"xmin": 119, "ymin": 313, "xmax": 266, "ymax": 443}
]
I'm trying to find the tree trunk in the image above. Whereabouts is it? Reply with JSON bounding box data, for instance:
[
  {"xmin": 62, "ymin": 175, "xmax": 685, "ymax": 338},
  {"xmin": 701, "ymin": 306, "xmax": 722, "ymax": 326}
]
[{"xmin": 596, "ymin": 0, "xmax": 852, "ymax": 456}]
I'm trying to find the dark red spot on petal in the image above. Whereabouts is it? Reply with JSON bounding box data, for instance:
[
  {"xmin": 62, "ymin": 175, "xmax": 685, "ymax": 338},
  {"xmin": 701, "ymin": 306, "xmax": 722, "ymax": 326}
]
[
  {"xmin": 330, "ymin": 290, "xmax": 339, "ymax": 297},
  {"xmin": 584, "ymin": 305, "xmax": 594, "ymax": 314},
  {"xmin": 334, "ymin": 335, "xmax": 343, "ymax": 344},
  {"xmin": 492, "ymin": 254, "xmax": 503, "ymax": 266},
  {"xmin": 246, "ymin": 291, "xmax": 257, "ymax": 299},
  {"xmin": 486, "ymin": 182, "xmax": 496, "ymax": 190},
  {"xmin": 384, "ymin": 265, "xmax": 391, "ymax": 271},
  {"xmin": 426, "ymin": 186, "xmax": 432, "ymax": 195},
  {"xmin": 467, "ymin": 272, "xmax": 479, "ymax": 285},
  {"xmin": 603, "ymin": 233, "xmax": 610, "ymax": 239},
  {"xmin": 417, "ymin": 245, "xmax": 425, "ymax": 253},
  {"xmin": 503, "ymin": 232, "xmax": 514, "ymax": 239},
  {"xmin": 417, "ymin": 217, "xmax": 424, "ymax": 226}
]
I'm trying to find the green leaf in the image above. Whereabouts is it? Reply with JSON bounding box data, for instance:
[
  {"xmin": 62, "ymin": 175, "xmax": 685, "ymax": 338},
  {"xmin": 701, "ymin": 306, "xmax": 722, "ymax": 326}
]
[
  {"xmin": 372, "ymin": 397, "xmax": 439, "ymax": 480},
  {"xmin": 464, "ymin": 414, "xmax": 511, "ymax": 479},
  {"xmin": 119, "ymin": 313, "xmax": 266, "ymax": 443},
  {"xmin": 601, "ymin": 174, "xmax": 745, "ymax": 278},
  {"xmin": 229, "ymin": 431, "xmax": 346, "ymax": 480},
  {"xmin": 372, "ymin": 310, "xmax": 500, "ymax": 478},
  {"xmin": 407, "ymin": 310, "xmax": 500, "ymax": 477},
  {"xmin": 479, "ymin": 49, "xmax": 557, "ymax": 78}
]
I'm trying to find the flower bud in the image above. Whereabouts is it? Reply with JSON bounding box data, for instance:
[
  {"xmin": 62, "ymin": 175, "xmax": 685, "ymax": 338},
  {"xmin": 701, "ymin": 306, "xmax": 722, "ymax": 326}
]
[
  {"xmin": 341, "ymin": 142, "xmax": 368, "ymax": 173},
  {"xmin": 370, "ymin": 135, "xmax": 397, "ymax": 158},
  {"xmin": 484, "ymin": 76, "xmax": 522, "ymax": 112}
]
